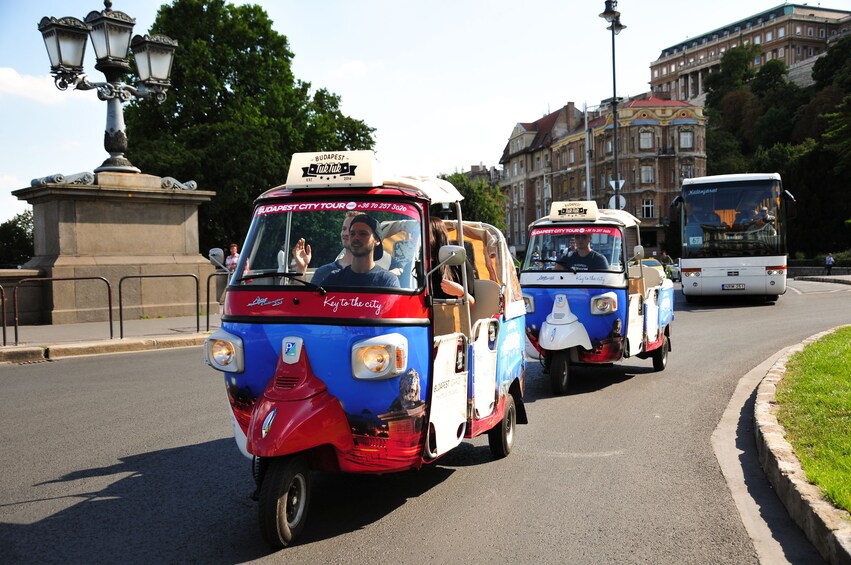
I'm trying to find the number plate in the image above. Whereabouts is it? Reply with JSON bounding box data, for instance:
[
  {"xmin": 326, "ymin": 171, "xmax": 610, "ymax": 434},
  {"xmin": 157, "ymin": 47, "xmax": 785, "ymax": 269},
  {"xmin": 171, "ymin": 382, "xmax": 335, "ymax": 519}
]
[{"xmin": 722, "ymin": 283, "xmax": 746, "ymax": 290}]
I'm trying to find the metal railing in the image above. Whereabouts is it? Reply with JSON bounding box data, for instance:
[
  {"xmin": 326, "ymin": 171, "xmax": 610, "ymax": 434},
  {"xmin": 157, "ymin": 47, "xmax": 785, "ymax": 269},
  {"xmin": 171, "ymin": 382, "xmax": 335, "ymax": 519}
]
[
  {"xmin": 206, "ymin": 270, "xmax": 229, "ymax": 331},
  {"xmin": 14, "ymin": 277, "xmax": 113, "ymax": 345},
  {"xmin": 0, "ymin": 285, "xmax": 6, "ymax": 346},
  {"xmin": 118, "ymin": 274, "xmax": 199, "ymax": 338}
]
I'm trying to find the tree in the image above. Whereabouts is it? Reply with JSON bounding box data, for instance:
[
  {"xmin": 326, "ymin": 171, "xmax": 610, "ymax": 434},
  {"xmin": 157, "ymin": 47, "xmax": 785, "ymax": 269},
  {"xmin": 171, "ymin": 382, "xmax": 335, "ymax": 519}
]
[
  {"xmin": 0, "ymin": 210, "xmax": 34, "ymax": 267},
  {"xmin": 125, "ymin": 0, "xmax": 375, "ymax": 252},
  {"xmin": 440, "ymin": 174, "xmax": 506, "ymax": 231},
  {"xmin": 704, "ymin": 44, "xmax": 761, "ymax": 111}
]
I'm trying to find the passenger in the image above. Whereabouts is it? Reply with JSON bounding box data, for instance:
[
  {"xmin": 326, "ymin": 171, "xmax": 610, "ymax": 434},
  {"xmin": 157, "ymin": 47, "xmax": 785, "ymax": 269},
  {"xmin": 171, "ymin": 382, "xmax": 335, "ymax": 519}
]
[
  {"xmin": 429, "ymin": 217, "xmax": 475, "ymax": 307},
  {"xmin": 688, "ymin": 203, "xmax": 723, "ymax": 226},
  {"xmin": 291, "ymin": 211, "xmax": 359, "ymax": 284},
  {"xmin": 555, "ymin": 233, "xmax": 609, "ymax": 271},
  {"xmin": 321, "ymin": 214, "xmax": 400, "ymax": 288}
]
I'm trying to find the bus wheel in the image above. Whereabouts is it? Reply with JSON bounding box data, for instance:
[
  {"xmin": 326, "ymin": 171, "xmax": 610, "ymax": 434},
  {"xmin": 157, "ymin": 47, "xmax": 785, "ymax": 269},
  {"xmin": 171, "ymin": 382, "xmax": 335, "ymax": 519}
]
[
  {"xmin": 550, "ymin": 351, "xmax": 571, "ymax": 395},
  {"xmin": 258, "ymin": 456, "xmax": 310, "ymax": 548},
  {"xmin": 488, "ymin": 394, "xmax": 516, "ymax": 458},
  {"xmin": 652, "ymin": 335, "xmax": 669, "ymax": 371}
]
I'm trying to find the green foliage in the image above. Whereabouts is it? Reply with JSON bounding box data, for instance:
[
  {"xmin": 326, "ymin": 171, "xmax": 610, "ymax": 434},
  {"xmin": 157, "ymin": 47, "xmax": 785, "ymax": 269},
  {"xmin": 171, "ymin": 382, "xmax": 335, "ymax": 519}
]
[
  {"xmin": 440, "ymin": 174, "xmax": 506, "ymax": 231},
  {"xmin": 776, "ymin": 326, "xmax": 851, "ymax": 513},
  {"xmin": 125, "ymin": 0, "xmax": 375, "ymax": 252},
  {"xmin": 704, "ymin": 42, "xmax": 851, "ymax": 256},
  {"xmin": 811, "ymin": 35, "xmax": 851, "ymax": 92},
  {"xmin": 705, "ymin": 129, "xmax": 747, "ymax": 175},
  {"xmin": 704, "ymin": 44, "xmax": 761, "ymax": 110},
  {"xmin": 0, "ymin": 210, "xmax": 34, "ymax": 267},
  {"xmin": 822, "ymin": 94, "xmax": 851, "ymax": 175}
]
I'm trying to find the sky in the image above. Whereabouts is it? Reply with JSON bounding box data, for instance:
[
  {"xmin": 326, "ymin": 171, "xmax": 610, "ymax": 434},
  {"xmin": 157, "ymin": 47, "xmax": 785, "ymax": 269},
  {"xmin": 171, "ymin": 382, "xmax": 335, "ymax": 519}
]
[{"xmin": 0, "ymin": 0, "xmax": 810, "ymax": 223}]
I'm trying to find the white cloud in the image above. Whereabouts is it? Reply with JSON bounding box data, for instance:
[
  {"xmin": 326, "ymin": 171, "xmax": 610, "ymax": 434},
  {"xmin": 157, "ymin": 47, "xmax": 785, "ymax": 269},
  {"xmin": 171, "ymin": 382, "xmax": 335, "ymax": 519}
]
[{"xmin": 0, "ymin": 67, "xmax": 66, "ymax": 104}]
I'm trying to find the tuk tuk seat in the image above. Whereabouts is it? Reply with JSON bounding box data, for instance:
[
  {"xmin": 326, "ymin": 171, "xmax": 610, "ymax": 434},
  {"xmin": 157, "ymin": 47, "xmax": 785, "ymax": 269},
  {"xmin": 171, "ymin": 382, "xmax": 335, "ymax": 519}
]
[{"xmin": 471, "ymin": 279, "xmax": 500, "ymax": 321}]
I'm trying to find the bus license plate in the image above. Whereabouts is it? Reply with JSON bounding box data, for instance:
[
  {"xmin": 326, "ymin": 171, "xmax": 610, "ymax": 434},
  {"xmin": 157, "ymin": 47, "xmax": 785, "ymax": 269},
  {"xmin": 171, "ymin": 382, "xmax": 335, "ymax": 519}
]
[{"xmin": 722, "ymin": 283, "xmax": 746, "ymax": 290}]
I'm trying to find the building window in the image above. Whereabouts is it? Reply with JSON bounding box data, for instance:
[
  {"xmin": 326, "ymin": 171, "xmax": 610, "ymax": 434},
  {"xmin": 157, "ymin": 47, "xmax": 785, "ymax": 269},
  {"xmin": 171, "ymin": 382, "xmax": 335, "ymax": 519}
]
[
  {"xmin": 679, "ymin": 130, "xmax": 694, "ymax": 149},
  {"xmin": 642, "ymin": 199, "xmax": 654, "ymax": 219},
  {"xmin": 820, "ymin": 28, "xmax": 825, "ymax": 38},
  {"xmin": 639, "ymin": 131, "xmax": 653, "ymax": 150},
  {"xmin": 681, "ymin": 163, "xmax": 694, "ymax": 179},
  {"xmin": 754, "ymin": 35, "xmax": 761, "ymax": 45},
  {"xmin": 606, "ymin": 138, "xmax": 613, "ymax": 155},
  {"xmin": 568, "ymin": 147, "xmax": 575, "ymax": 164},
  {"xmin": 779, "ymin": 27, "xmax": 785, "ymax": 38},
  {"xmin": 766, "ymin": 30, "xmax": 773, "ymax": 41},
  {"xmin": 641, "ymin": 166, "xmax": 654, "ymax": 184},
  {"xmin": 807, "ymin": 27, "xmax": 813, "ymax": 37}
]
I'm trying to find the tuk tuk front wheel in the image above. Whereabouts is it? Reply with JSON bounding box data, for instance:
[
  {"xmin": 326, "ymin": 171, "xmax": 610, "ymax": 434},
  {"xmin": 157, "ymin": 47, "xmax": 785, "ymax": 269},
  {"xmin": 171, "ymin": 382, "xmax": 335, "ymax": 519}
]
[
  {"xmin": 652, "ymin": 334, "xmax": 669, "ymax": 371},
  {"xmin": 488, "ymin": 394, "xmax": 516, "ymax": 458},
  {"xmin": 258, "ymin": 455, "xmax": 311, "ymax": 549},
  {"xmin": 550, "ymin": 351, "xmax": 571, "ymax": 395}
]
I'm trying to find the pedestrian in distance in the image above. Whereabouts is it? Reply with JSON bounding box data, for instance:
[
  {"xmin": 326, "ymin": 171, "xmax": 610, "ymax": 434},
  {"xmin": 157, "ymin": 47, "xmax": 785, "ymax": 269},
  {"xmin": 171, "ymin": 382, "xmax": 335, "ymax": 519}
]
[
  {"xmin": 825, "ymin": 252, "xmax": 835, "ymax": 275},
  {"xmin": 225, "ymin": 243, "xmax": 240, "ymax": 272}
]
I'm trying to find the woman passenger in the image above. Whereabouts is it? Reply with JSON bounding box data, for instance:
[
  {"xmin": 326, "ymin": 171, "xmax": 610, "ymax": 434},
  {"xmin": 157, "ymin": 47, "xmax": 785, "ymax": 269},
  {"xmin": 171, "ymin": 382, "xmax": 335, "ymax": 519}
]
[{"xmin": 429, "ymin": 216, "xmax": 475, "ymax": 308}]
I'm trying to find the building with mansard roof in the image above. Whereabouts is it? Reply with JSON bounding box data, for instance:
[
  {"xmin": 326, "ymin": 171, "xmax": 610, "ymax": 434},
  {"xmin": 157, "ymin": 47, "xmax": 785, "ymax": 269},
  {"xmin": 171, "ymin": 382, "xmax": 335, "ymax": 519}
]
[
  {"xmin": 499, "ymin": 97, "xmax": 705, "ymax": 255},
  {"xmin": 650, "ymin": 3, "xmax": 850, "ymax": 105}
]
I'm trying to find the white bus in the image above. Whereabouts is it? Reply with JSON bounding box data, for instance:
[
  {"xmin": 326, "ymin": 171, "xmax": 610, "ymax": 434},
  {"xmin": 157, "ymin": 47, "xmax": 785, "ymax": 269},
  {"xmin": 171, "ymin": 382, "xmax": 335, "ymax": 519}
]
[{"xmin": 675, "ymin": 173, "xmax": 793, "ymax": 302}]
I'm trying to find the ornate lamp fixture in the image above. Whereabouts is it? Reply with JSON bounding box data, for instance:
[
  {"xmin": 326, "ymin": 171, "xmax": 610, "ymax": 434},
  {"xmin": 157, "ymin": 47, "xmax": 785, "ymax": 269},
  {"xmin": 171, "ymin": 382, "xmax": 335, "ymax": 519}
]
[
  {"xmin": 599, "ymin": 0, "xmax": 626, "ymax": 209},
  {"xmin": 38, "ymin": 1, "xmax": 177, "ymax": 173}
]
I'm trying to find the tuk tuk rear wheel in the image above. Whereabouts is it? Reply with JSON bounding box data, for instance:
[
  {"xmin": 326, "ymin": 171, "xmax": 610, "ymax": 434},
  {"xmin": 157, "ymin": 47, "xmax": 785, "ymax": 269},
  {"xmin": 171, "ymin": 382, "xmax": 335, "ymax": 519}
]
[
  {"xmin": 550, "ymin": 351, "xmax": 571, "ymax": 395},
  {"xmin": 652, "ymin": 334, "xmax": 669, "ymax": 371},
  {"xmin": 258, "ymin": 456, "xmax": 311, "ymax": 548},
  {"xmin": 488, "ymin": 394, "xmax": 516, "ymax": 458}
]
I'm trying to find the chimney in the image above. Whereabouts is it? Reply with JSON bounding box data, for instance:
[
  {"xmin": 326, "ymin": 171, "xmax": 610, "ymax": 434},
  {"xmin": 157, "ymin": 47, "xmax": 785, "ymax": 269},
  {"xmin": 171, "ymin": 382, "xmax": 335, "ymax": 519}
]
[{"xmin": 567, "ymin": 101, "xmax": 576, "ymax": 131}]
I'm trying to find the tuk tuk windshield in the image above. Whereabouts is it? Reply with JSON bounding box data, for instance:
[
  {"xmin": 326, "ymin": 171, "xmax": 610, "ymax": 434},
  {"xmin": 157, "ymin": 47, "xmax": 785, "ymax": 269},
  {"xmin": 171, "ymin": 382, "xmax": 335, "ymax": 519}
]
[
  {"xmin": 522, "ymin": 226, "xmax": 624, "ymax": 273},
  {"xmin": 232, "ymin": 200, "xmax": 423, "ymax": 291}
]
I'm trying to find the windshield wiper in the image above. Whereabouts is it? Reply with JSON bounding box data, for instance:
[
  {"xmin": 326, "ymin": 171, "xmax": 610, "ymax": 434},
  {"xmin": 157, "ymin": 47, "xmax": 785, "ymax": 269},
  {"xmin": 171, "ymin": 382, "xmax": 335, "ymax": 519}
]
[{"xmin": 233, "ymin": 270, "xmax": 326, "ymax": 295}]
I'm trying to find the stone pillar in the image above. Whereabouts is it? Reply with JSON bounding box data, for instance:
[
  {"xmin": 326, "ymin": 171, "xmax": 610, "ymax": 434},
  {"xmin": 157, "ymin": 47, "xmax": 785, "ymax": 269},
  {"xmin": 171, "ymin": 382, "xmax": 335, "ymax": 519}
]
[{"xmin": 12, "ymin": 172, "xmax": 216, "ymax": 324}]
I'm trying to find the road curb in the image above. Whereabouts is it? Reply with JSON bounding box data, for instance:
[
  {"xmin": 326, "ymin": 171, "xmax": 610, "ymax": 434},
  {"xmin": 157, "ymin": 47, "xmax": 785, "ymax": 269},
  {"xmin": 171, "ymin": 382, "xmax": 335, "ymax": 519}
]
[
  {"xmin": 0, "ymin": 335, "xmax": 208, "ymax": 363},
  {"xmin": 795, "ymin": 276, "xmax": 851, "ymax": 286},
  {"xmin": 754, "ymin": 328, "xmax": 851, "ymax": 565}
]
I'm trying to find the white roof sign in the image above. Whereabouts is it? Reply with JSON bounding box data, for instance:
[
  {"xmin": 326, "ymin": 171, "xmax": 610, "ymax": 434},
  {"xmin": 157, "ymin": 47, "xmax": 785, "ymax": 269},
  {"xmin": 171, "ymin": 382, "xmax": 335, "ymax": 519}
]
[
  {"xmin": 286, "ymin": 150, "xmax": 381, "ymax": 188},
  {"xmin": 549, "ymin": 201, "xmax": 599, "ymax": 222}
]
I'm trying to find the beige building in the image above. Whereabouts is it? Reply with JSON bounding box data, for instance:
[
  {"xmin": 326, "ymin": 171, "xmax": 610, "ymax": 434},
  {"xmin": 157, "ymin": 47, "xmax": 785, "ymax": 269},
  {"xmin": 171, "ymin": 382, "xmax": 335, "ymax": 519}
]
[
  {"xmin": 650, "ymin": 4, "xmax": 851, "ymax": 104},
  {"xmin": 499, "ymin": 97, "xmax": 706, "ymax": 254}
]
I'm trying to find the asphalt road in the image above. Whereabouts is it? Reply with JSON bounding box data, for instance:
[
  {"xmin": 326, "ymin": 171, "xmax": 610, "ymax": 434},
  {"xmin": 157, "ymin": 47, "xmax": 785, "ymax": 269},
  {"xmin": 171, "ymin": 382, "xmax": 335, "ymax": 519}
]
[{"xmin": 1, "ymin": 280, "xmax": 849, "ymax": 564}]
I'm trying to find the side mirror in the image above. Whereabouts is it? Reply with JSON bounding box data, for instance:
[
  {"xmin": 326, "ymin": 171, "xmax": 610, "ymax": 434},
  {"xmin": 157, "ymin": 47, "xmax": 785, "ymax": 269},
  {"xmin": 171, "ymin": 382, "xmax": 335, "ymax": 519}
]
[
  {"xmin": 632, "ymin": 245, "xmax": 645, "ymax": 261},
  {"xmin": 426, "ymin": 244, "xmax": 466, "ymax": 277},
  {"xmin": 438, "ymin": 244, "xmax": 466, "ymax": 266},
  {"xmin": 209, "ymin": 248, "xmax": 226, "ymax": 270}
]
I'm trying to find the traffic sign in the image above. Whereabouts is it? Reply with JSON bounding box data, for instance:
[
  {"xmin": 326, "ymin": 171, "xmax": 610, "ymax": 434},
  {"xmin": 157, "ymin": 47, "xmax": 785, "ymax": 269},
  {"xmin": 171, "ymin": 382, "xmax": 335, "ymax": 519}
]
[
  {"xmin": 608, "ymin": 195, "xmax": 626, "ymax": 210},
  {"xmin": 609, "ymin": 179, "xmax": 625, "ymax": 191}
]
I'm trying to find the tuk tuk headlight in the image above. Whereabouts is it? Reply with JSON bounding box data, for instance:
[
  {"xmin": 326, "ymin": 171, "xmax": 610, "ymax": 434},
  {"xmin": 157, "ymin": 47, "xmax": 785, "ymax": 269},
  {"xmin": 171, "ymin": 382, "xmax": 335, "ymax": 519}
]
[
  {"xmin": 352, "ymin": 333, "xmax": 408, "ymax": 380},
  {"xmin": 590, "ymin": 292, "xmax": 618, "ymax": 315},
  {"xmin": 523, "ymin": 294, "xmax": 535, "ymax": 313},
  {"xmin": 204, "ymin": 329, "xmax": 244, "ymax": 373}
]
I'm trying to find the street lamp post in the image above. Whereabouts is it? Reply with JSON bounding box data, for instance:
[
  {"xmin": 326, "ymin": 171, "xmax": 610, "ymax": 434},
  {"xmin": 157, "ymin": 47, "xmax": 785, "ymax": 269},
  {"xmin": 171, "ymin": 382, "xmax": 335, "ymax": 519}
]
[
  {"xmin": 599, "ymin": 0, "xmax": 626, "ymax": 210},
  {"xmin": 38, "ymin": 1, "xmax": 177, "ymax": 173}
]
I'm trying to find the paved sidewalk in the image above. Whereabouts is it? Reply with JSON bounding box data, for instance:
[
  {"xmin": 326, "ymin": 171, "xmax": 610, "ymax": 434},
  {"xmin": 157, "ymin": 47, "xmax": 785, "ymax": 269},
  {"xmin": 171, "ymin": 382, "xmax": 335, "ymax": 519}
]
[{"xmin": 0, "ymin": 313, "xmax": 219, "ymax": 363}]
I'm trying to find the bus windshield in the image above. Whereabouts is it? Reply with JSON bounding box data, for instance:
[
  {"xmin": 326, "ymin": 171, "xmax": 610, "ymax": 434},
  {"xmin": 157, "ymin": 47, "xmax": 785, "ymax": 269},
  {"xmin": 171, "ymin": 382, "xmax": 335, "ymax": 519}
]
[
  {"xmin": 682, "ymin": 179, "xmax": 785, "ymax": 259},
  {"xmin": 232, "ymin": 200, "xmax": 423, "ymax": 291},
  {"xmin": 522, "ymin": 226, "xmax": 624, "ymax": 273}
]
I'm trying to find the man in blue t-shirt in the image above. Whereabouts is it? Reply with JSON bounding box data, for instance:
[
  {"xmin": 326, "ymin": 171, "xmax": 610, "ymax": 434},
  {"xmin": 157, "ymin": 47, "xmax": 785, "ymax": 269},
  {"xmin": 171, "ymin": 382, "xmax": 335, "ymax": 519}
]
[
  {"xmin": 555, "ymin": 233, "xmax": 609, "ymax": 271},
  {"xmin": 322, "ymin": 214, "xmax": 400, "ymax": 289}
]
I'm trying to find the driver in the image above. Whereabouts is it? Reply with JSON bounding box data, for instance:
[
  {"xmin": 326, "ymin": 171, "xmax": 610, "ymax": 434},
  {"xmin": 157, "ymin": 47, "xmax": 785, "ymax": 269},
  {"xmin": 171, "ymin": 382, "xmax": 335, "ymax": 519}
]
[
  {"xmin": 555, "ymin": 232, "xmax": 609, "ymax": 271},
  {"xmin": 321, "ymin": 214, "xmax": 400, "ymax": 288}
]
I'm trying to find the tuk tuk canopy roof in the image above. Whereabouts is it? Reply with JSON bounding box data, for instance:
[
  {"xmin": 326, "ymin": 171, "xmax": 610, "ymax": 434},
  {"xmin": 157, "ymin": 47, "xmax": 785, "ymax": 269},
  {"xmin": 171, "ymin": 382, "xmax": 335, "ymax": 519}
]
[{"xmin": 283, "ymin": 150, "xmax": 464, "ymax": 205}]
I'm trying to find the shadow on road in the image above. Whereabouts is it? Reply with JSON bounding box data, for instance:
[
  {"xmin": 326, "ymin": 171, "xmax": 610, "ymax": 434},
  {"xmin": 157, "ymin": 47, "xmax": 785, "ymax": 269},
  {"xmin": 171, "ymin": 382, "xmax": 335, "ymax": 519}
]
[
  {"xmin": 1, "ymin": 437, "xmax": 455, "ymax": 563},
  {"xmin": 734, "ymin": 388, "xmax": 826, "ymax": 564}
]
